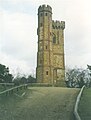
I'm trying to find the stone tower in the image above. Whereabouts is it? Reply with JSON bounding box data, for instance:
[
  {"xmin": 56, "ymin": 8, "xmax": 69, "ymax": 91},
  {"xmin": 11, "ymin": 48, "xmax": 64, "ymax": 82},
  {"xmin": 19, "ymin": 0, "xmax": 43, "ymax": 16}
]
[{"xmin": 36, "ymin": 5, "xmax": 65, "ymax": 86}]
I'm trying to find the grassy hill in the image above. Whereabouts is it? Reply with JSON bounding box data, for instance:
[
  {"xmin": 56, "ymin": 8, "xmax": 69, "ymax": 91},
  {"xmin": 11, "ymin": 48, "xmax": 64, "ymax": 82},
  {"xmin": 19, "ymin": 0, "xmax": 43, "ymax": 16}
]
[
  {"xmin": 0, "ymin": 87, "xmax": 79, "ymax": 120},
  {"xmin": 79, "ymin": 88, "xmax": 91, "ymax": 120}
]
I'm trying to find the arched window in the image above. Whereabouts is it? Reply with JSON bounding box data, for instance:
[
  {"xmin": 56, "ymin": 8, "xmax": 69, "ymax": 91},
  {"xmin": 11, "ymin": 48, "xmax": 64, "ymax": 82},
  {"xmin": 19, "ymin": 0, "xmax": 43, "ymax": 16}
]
[
  {"xmin": 46, "ymin": 71, "xmax": 48, "ymax": 75},
  {"xmin": 53, "ymin": 35, "xmax": 56, "ymax": 43}
]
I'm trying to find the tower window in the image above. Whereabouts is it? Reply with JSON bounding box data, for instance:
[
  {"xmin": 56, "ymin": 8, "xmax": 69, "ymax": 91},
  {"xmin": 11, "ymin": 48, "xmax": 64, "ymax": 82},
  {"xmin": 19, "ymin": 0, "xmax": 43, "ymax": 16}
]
[
  {"xmin": 58, "ymin": 26, "xmax": 60, "ymax": 29},
  {"xmin": 45, "ymin": 13, "xmax": 48, "ymax": 16},
  {"xmin": 53, "ymin": 36, "xmax": 56, "ymax": 43},
  {"xmin": 40, "ymin": 60, "xmax": 42, "ymax": 64},
  {"xmin": 46, "ymin": 46, "xmax": 48, "ymax": 49},
  {"xmin": 46, "ymin": 71, "xmax": 48, "ymax": 75},
  {"xmin": 40, "ymin": 23, "xmax": 43, "ymax": 27},
  {"xmin": 40, "ymin": 13, "xmax": 43, "ymax": 16}
]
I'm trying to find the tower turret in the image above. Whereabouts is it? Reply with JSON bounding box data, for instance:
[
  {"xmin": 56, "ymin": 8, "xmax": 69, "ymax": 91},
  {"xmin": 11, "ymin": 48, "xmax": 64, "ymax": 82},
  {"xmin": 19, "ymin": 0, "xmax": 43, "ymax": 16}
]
[
  {"xmin": 36, "ymin": 5, "xmax": 53, "ymax": 83},
  {"xmin": 36, "ymin": 5, "xmax": 65, "ymax": 86}
]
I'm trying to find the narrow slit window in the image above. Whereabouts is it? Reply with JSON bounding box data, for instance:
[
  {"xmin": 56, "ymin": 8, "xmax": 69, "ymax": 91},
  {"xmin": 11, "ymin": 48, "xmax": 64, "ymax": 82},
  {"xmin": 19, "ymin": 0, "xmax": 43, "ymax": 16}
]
[
  {"xmin": 40, "ymin": 23, "xmax": 43, "ymax": 27},
  {"xmin": 40, "ymin": 60, "xmax": 42, "ymax": 64},
  {"xmin": 40, "ymin": 13, "xmax": 42, "ymax": 16},
  {"xmin": 46, "ymin": 71, "xmax": 48, "ymax": 75},
  {"xmin": 45, "ymin": 13, "xmax": 48, "ymax": 16},
  {"xmin": 46, "ymin": 46, "xmax": 48, "ymax": 49}
]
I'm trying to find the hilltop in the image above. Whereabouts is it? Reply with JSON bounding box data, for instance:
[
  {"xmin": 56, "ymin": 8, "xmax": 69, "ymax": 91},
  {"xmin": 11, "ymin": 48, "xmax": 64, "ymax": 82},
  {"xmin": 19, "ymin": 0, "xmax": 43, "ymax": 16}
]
[{"xmin": 0, "ymin": 87, "xmax": 79, "ymax": 120}]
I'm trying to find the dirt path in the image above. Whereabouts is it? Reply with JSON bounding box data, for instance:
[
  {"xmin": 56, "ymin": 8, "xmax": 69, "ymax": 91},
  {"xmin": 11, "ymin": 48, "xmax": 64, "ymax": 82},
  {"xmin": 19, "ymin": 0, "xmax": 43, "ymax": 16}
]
[{"xmin": 0, "ymin": 87, "xmax": 79, "ymax": 120}]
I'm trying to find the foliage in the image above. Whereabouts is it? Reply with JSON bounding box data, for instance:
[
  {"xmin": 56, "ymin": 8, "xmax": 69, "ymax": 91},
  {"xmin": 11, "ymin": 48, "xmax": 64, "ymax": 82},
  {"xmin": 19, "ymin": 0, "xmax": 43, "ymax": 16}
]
[
  {"xmin": 87, "ymin": 64, "xmax": 91, "ymax": 87},
  {"xmin": 0, "ymin": 63, "xmax": 37, "ymax": 84},
  {"xmin": 0, "ymin": 64, "xmax": 13, "ymax": 83},
  {"xmin": 13, "ymin": 74, "xmax": 36, "ymax": 85},
  {"xmin": 27, "ymin": 75, "xmax": 36, "ymax": 83},
  {"xmin": 87, "ymin": 64, "xmax": 91, "ymax": 71},
  {"xmin": 14, "ymin": 76, "xmax": 27, "ymax": 85},
  {"xmin": 65, "ymin": 67, "xmax": 91, "ymax": 88}
]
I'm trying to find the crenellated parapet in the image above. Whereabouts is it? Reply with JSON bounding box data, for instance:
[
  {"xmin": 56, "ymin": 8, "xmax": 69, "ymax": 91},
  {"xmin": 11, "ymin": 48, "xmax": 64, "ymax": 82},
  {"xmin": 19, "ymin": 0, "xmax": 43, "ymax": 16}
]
[
  {"xmin": 38, "ymin": 4, "xmax": 52, "ymax": 14},
  {"xmin": 52, "ymin": 20, "xmax": 65, "ymax": 30}
]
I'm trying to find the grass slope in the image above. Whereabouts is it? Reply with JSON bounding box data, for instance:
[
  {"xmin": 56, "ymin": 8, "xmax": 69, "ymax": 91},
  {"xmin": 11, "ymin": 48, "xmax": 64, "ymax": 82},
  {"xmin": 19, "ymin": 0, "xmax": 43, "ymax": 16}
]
[
  {"xmin": 79, "ymin": 88, "xmax": 91, "ymax": 120},
  {"xmin": 0, "ymin": 87, "xmax": 79, "ymax": 120}
]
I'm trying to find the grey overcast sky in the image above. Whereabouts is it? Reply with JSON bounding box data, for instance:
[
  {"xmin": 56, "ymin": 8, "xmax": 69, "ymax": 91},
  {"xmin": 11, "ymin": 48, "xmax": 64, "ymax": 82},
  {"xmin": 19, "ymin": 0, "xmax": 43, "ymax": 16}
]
[{"xmin": 0, "ymin": 0, "xmax": 91, "ymax": 76}]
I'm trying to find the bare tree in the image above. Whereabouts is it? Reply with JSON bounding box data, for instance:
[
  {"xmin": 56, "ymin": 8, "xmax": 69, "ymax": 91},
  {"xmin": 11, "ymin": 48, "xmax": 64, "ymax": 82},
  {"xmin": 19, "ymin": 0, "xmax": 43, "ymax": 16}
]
[{"xmin": 65, "ymin": 67, "xmax": 90, "ymax": 88}]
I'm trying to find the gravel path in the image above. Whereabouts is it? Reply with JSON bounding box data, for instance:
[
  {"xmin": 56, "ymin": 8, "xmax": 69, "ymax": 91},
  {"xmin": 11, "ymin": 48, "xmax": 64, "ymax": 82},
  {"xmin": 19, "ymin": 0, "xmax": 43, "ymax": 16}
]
[{"xmin": 0, "ymin": 87, "xmax": 79, "ymax": 120}]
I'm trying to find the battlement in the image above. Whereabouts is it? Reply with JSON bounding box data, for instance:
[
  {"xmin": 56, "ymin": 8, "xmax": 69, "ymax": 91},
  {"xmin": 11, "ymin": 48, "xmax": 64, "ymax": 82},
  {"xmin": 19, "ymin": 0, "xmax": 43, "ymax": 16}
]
[
  {"xmin": 38, "ymin": 4, "xmax": 52, "ymax": 14},
  {"xmin": 52, "ymin": 20, "xmax": 65, "ymax": 30}
]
